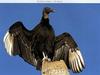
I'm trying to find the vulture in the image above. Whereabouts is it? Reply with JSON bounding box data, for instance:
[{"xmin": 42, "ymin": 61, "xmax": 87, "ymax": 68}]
[{"xmin": 3, "ymin": 7, "xmax": 85, "ymax": 73}]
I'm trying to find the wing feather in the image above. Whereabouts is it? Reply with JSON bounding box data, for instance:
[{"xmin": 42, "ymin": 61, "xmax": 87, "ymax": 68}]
[
  {"xmin": 3, "ymin": 31, "xmax": 14, "ymax": 56},
  {"xmin": 76, "ymin": 50, "xmax": 85, "ymax": 68},
  {"xmin": 53, "ymin": 32, "xmax": 85, "ymax": 73},
  {"xmin": 3, "ymin": 21, "xmax": 38, "ymax": 69}
]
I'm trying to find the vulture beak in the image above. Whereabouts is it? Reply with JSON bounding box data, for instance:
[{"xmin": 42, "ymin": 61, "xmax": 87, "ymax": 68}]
[{"xmin": 51, "ymin": 9, "xmax": 55, "ymax": 13}]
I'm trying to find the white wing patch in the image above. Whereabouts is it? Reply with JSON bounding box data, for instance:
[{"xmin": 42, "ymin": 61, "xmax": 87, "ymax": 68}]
[
  {"xmin": 3, "ymin": 31, "xmax": 14, "ymax": 56},
  {"xmin": 76, "ymin": 50, "xmax": 85, "ymax": 67},
  {"xmin": 69, "ymin": 48, "xmax": 85, "ymax": 72}
]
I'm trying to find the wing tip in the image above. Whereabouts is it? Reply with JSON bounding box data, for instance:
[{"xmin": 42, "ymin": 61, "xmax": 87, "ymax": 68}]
[
  {"xmin": 3, "ymin": 31, "xmax": 14, "ymax": 56},
  {"xmin": 69, "ymin": 48, "xmax": 85, "ymax": 73},
  {"xmin": 3, "ymin": 31, "xmax": 9, "ymax": 43}
]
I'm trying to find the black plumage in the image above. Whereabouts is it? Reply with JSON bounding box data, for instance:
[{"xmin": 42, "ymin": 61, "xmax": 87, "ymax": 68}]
[{"xmin": 3, "ymin": 7, "xmax": 85, "ymax": 73}]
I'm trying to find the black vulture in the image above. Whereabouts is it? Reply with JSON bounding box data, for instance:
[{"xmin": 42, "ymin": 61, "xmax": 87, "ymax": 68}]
[{"xmin": 3, "ymin": 7, "xmax": 85, "ymax": 73}]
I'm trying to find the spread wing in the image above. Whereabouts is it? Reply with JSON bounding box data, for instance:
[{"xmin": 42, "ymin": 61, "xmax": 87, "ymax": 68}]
[
  {"xmin": 3, "ymin": 21, "xmax": 37, "ymax": 68},
  {"xmin": 53, "ymin": 32, "xmax": 85, "ymax": 73}
]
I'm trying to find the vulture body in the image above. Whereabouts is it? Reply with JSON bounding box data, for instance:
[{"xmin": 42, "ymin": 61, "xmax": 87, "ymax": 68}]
[{"xmin": 3, "ymin": 7, "xmax": 85, "ymax": 73}]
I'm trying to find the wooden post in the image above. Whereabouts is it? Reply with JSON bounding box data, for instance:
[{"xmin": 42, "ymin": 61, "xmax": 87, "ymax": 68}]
[{"xmin": 42, "ymin": 60, "xmax": 70, "ymax": 75}]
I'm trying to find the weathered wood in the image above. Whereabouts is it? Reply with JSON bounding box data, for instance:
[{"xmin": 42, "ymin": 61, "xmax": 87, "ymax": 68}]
[{"xmin": 42, "ymin": 60, "xmax": 70, "ymax": 75}]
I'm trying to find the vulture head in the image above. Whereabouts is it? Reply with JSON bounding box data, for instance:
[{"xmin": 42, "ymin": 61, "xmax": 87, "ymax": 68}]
[
  {"xmin": 43, "ymin": 7, "xmax": 55, "ymax": 15},
  {"xmin": 42, "ymin": 7, "xmax": 55, "ymax": 19}
]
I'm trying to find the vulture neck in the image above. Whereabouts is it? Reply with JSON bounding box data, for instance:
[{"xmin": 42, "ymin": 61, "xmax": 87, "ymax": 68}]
[{"xmin": 41, "ymin": 13, "xmax": 50, "ymax": 25}]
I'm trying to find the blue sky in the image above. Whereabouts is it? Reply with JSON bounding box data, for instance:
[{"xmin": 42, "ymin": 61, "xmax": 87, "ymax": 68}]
[{"xmin": 0, "ymin": 4, "xmax": 100, "ymax": 75}]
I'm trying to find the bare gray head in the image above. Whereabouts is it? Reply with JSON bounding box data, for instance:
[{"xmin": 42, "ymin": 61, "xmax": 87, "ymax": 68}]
[
  {"xmin": 43, "ymin": 7, "xmax": 54, "ymax": 14},
  {"xmin": 43, "ymin": 7, "xmax": 55, "ymax": 19}
]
